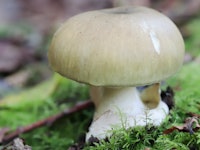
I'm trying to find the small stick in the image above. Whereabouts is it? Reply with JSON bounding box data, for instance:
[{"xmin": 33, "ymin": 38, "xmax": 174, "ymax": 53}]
[{"xmin": 2, "ymin": 100, "xmax": 93, "ymax": 144}]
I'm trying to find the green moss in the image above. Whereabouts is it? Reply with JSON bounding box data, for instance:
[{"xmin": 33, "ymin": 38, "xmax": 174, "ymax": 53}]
[
  {"xmin": 85, "ymin": 126, "xmax": 200, "ymax": 150},
  {"xmin": 185, "ymin": 19, "xmax": 200, "ymax": 57},
  {"xmin": 21, "ymin": 109, "xmax": 93, "ymax": 150},
  {"xmin": 0, "ymin": 73, "xmax": 91, "ymax": 150},
  {"xmin": 84, "ymin": 116, "xmax": 200, "ymax": 150},
  {"xmin": 0, "ymin": 74, "xmax": 89, "ymax": 128}
]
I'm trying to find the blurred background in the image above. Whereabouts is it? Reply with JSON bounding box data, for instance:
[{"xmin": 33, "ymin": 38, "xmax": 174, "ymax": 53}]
[{"xmin": 0, "ymin": 0, "xmax": 200, "ymax": 149}]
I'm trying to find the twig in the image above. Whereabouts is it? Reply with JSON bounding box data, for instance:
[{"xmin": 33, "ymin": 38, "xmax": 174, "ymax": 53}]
[{"xmin": 2, "ymin": 100, "xmax": 93, "ymax": 144}]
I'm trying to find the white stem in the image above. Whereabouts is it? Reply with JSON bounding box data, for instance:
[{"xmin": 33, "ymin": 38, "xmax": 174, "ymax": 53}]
[
  {"xmin": 90, "ymin": 86, "xmax": 144, "ymax": 120},
  {"xmin": 86, "ymin": 86, "xmax": 169, "ymax": 141}
]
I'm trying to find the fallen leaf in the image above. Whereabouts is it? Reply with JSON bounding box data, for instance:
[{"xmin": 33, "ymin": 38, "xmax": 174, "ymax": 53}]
[{"xmin": 163, "ymin": 117, "xmax": 200, "ymax": 134}]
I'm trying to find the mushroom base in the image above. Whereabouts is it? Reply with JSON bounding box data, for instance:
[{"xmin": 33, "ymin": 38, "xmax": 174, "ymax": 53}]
[{"xmin": 86, "ymin": 86, "xmax": 169, "ymax": 141}]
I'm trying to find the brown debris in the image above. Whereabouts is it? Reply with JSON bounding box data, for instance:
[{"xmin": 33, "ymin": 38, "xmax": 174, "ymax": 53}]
[
  {"xmin": 68, "ymin": 142, "xmax": 85, "ymax": 150},
  {"xmin": 0, "ymin": 128, "xmax": 10, "ymax": 142},
  {"xmin": 2, "ymin": 138, "xmax": 32, "ymax": 150},
  {"xmin": 161, "ymin": 86, "xmax": 175, "ymax": 110},
  {"xmin": 188, "ymin": 112, "xmax": 200, "ymax": 118},
  {"xmin": 68, "ymin": 135, "xmax": 102, "ymax": 150},
  {"xmin": 87, "ymin": 135, "xmax": 100, "ymax": 146},
  {"xmin": 163, "ymin": 117, "xmax": 200, "ymax": 134}
]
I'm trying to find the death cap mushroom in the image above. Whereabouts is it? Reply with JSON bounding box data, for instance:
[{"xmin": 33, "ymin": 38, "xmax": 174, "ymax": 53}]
[{"xmin": 48, "ymin": 6, "xmax": 184, "ymax": 141}]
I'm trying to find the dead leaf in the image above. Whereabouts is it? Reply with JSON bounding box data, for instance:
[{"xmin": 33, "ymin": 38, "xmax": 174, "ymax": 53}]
[{"xmin": 163, "ymin": 117, "xmax": 200, "ymax": 134}]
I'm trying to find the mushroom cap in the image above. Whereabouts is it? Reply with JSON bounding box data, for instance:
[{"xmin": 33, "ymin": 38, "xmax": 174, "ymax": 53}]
[{"xmin": 48, "ymin": 6, "xmax": 185, "ymax": 86}]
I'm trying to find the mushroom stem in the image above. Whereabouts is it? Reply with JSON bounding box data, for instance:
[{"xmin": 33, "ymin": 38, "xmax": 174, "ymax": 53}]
[
  {"xmin": 90, "ymin": 86, "xmax": 144, "ymax": 120},
  {"xmin": 86, "ymin": 86, "xmax": 169, "ymax": 141}
]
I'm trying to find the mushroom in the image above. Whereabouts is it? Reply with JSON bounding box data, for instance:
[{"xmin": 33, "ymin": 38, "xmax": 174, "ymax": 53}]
[{"xmin": 48, "ymin": 6, "xmax": 185, "ymax": 141}]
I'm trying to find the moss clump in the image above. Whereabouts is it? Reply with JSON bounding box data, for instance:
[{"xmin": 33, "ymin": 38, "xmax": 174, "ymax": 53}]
[
  {"xmin": 21, "ymin": 108, "xmax": 93, "ymax": 149},
  {"xmin": 85, "ymin": 125, "xmax": 200, "ymax": 150}
]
